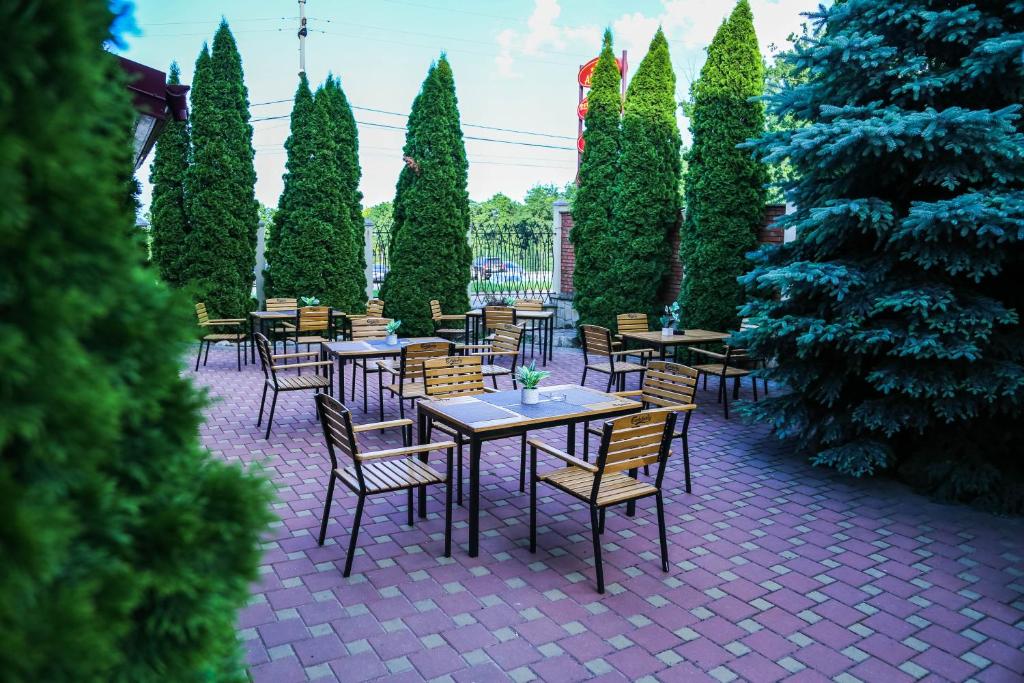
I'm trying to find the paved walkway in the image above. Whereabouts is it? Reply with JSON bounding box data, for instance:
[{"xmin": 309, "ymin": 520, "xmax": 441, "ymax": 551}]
[{"xmin": 191, "ymin": 345, "xmax": 1023, "ymax": 682}]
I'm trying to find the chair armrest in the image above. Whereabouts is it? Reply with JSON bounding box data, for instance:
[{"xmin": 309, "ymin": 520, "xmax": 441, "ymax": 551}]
[
  {"xmin": 352, "ymin": 418, "xmax": 413, "ymax": 433},
  {"xmin": 527, "ymin": 439, "xmax": 598, "ymax": 472},
  {"xmin": 467, "ymin": 351, "xmax": 518, "ymax": 358},
  {"xmin": 207, "ymin": 318, "xmax": 246, "ymax": 325},
  {"xmin": 272, "ymin": 361, "xmax": 333, "ymax": 371},
  {"xmin": 357, "ymin": 441, "xmax": 457, "ymax": 462},
  {"xmin": 457, "ymin": 344, "xmax": 492, "ymax": 351},
  {"xmin": 375, "ymin": 360, "xmax": 399, "ymax": 374},
  {"xmin": 482, "ymin": 386, "xmax": 499, "ymax": 393},
  {"xmin": 437, "ymin": 314, "xmax": 466, "ymax": 321},
  {"xmin": 612, "ymin": 390, "xmax": 643, "ymax": 397},
  {"xmin": 272, "ymin": 350, "xmax": 321, "ymax": 359},
  {"xmin": 688, "ymin": 347, "xmax": 726, "ymax": 360},
  {"xmin": 611, "ymin": 348, "xmax": 653, "ymax": 357}
]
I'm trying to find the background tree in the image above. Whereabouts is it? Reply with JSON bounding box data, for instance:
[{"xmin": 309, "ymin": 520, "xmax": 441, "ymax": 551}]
[
  {"xmin": 264, "ymin": 74, "xmax": 341, "ymax": 303},
  {"xmin": 381, "ymin": 55, "xmax": 471, "ymax": 334},
  {"xmin": 570, "ymin": 29, "xmax": 622, "ymax": 331},
  {"xmin": 677, "ymin": 0, "xmax": 767, "ymax": 332},
  {"xmin": 149, "ymin": 61, "xmax": 191, "ymax": 286},
  {"xmin": 320, "ymin": 75, "xmax": 367, "ymax": 311},
  {"xmin": 0, "ymin": 2, "xmax": 272, "ymax": 679},
  {"xmin": 611, "ymin": 27, "xmax": 682, "ymax": 318},
  {"xmin": 185, "ymin": 20, "xmax": 259, "ymax": 317},
  {"xmin": 738, "ymin": 0, "xmax": 1024, "ymax": 511}
]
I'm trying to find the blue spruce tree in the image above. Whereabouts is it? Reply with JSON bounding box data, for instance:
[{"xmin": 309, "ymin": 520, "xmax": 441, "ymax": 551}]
[{"xmin": 739, "ymin": 0, "xmax": 1024, "ymax": 511}]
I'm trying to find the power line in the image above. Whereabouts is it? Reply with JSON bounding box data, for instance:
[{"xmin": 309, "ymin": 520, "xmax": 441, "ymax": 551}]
[{"xmin": 137, "ymin": 16, "xmax": 296, "ymax": 27}]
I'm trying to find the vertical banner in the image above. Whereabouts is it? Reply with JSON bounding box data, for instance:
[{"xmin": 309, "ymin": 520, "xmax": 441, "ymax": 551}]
[{"xmin": 576, "ymin": 51, "xmax": 627, "ymax": 175}]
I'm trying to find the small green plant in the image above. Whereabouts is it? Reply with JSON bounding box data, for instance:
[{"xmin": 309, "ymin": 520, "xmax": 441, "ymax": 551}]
[
  {"xmin": 660, "ymin": 301, "xmax": 680, "ymax": 328},
  {"xmin": 516, "ymin": 362, "xmax": 551, "ymax": 390},
  {"xmin": 504, "ymin": 296, "xmax": 517, "ymax": 307},
  {"xmin": 300, "ymin": 295, "xmax": 320, "ymax": 307},
  {"xmin": 385, "ymin": 319, "xmax": 402, "ymax": 335}
]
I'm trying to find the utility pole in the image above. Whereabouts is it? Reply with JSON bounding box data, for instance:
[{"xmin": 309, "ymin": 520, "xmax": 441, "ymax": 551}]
[{"xmin": 297, "ymin": 0, "xmax": 308, "ymax": 74}]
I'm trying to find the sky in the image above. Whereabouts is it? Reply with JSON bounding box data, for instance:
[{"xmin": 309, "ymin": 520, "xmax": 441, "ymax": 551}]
[{"xmin": 116, "ymin": 0, "xmax": 819, "ymax": 212}]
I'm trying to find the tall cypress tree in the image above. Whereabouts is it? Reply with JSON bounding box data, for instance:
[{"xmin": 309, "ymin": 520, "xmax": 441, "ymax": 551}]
[
  {"xmin": 739, "ymin": 0, "xmax": 1024, "ymax": 510},
  {"xmin": 381, "ymin": 55, "xmax": 471, "ymax": 335},
  {"xmin": 571, "ymin": 29, "xmax": 622, "ymax": 331},
  {"xmin": 320, "ymin": 76, "xmax": 367, "ymax": 312},
  {"xmin": 678, "ymin": 0, "xmax": 767, "ymax": 332},
  {"xmin": 611, "ymin": 28, "xmax": 682, "ymax": 319},
  {"xmin": 149, "ymin": 61, "xmax": 191, "ymax": 287},
  {"xmin": 185, "ymin": 20, "xmax": 259, "ymax": 317},
  {"xmin": 0, "ymin": 2, "xmax": 272, "ymax": 679}
]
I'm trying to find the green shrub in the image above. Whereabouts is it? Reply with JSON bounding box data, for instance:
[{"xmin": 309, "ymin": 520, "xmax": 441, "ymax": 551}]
[{"xmin": 149, "ymin": 62, "xmax": 191, "ymax": 287}]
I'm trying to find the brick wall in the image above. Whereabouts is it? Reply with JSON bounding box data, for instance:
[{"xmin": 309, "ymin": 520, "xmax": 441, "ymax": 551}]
[{"xmin": 557, "ymin": 204, "xmax": 787, "ymax": 300}]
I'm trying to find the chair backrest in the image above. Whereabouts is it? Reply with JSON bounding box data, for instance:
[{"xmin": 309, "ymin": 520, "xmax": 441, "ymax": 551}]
[
  {"xmin": 423, "ymin": 355, "xmax": 487, "ymax": 398},
  {"xmin": 484, "ymin": 305, "xmax": 516, "ymax": 331},
  {"xmin": 580, "ymin": 324, "xmax": 613, "ymax": 360},
  {"xmin": 617, "ymin": 313, "xmax": 649, "ymax": 336},
  {"xmin": 366, "ymin": 298, "xmax": 385, "ymax": 317},
  {"xmin": 266, "ymin": 298, "xmax": 297, "ymax": 312},
  {"xmin": 514, "ymin": 299, "xmax": 544, "ymax": 312},
  {"xmin": 196, "ymin": 303, "xmax": 210, "ymax": 325},
  {"xmin": 595, "ymin": 408, "xmax": 677, "ymax": 488},
  {"xmin": 640, "ymin": 361, "xmax": 698, "ymax": 408},
  {"xmin": 316, "ymin": 393, "xmax": 360, "ymax": 471},
  {"xmin": 350, "ymin": 317, "xmax": 392, "ymax": 340},
  {"xmin": 297, "ymin": 306, "xmax": 330, "ymax": 333},
  {"xmin": 723, "ymin": 345, "xmax": 751, "ymax": 368},
  {"xmin": 398, "ymin": 341, "xmax": 455, "ymax": 384},
  {"xmin": 254, "ymin": 333, "xmax": 276, "ymax": 382},
  {"xmin": 491, "ymin": 323, "xmax": 524, "ymax": 355},
  {"xmin": 429, "ymin": 300, "xmax": 443, "ymax": 320}
]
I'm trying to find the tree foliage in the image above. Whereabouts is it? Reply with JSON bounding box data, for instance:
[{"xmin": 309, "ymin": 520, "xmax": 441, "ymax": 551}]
[
  {"xmin": 738, "ymin": 0, "xmax": 1024, "ymax": 511},
  {"xmin": 380, "ymin": 55, "xmax": 471, "ymax": 335},
  {"xmin": 149, "ymin": 61, "xmax": 191, "ymax": 287},
  {"xmin": 0, "ymin": 2, "xmax": 272, "ymax": 680},
  {"xmin": 678, "ymin": 0, "xmax": 768, "ymax": 332},
  {"xmin": 570, "ymin": 29, "xmax": 622, "ymax": 331},
  {"xmin": 185, "ymin": 20, "xmax": 259, "ymax": 317}
]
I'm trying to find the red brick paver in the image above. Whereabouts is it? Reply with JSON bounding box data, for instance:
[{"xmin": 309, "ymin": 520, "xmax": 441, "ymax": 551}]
[{"xmin": 191, "ymin": 345, "xmax": 1024, "ymax": 682}]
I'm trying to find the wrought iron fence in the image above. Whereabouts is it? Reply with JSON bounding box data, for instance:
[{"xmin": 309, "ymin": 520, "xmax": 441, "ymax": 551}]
[{"xmin": 371, "ymin": 220, "xmax": 555, "ymax": 302}]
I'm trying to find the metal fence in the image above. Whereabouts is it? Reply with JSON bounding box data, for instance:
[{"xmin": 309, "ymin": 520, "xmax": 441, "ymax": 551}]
[{"xmin": 371, "ymin": 221, "xmax": 555, "ymax": 302}]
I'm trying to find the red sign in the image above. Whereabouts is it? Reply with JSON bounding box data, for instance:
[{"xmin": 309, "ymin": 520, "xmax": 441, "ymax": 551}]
[
  {"xmin": 577, "ymin": 56, "xmax": 623, "ymax": 88},
  {"xmin": 577, "ymin": 134, "xmax": 585, "ymax": 153},
  {"xmin": 577, "ymin": 97, "xmax": 588, "ymax": 120}
]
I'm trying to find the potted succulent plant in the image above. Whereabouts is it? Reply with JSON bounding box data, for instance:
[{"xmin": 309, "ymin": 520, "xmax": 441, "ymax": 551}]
[
  {"xmin": 299, "ymin": 295, "xmax": 320, "ymax": 307},
  {"xmin": 504, "ymin": 296, "xmax": 517, "ymax": 307},
  {"xmin": 660, "ymin": 302, "xmax": 680, "ymax": 336},
  {"xmin": 516, "ymin": 362, "xmax": 551, "ymax": 405},
  {"xmin": 385, "ymin": 319, "xmax": 401, "ymax": 345}
]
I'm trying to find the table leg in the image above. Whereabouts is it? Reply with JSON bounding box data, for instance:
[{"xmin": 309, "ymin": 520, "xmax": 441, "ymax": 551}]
[
  {"xmin": 468, "ymin": 436, "xmax": 481, "ymax": 557},
  {"xmin": 566, "ymin": 420, "xmax": 576, "ymax": 455},
  {"xmin": 548, "ymin": 316, "xmax": 554, "ymax": 362},
  {"xmin": 418, "ymin": 410, "xmax": 429, "ymax": 519},
  {"xmin": 463, "ymin": 316, "xmax": 470, "ymax": 345},
  {"xmin": 249, "ymin": 316, "xmax": 256, "ymax": 363},
  {"xmin": 337, "ymin": 357, "xmax": 346, "ymax": 402}
]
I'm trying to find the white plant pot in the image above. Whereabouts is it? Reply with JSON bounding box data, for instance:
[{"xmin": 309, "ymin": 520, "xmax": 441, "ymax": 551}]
[
  {"xmin": 386, "ymin": 334, "xmax": 398, "ymax": 345},
  {"xmin": 521, "ymin": 388, "xmax": 540, "ymax": 405},
  {"xmin": 661, "ymin": 327, "xmax": 674, "ymax": 336}
]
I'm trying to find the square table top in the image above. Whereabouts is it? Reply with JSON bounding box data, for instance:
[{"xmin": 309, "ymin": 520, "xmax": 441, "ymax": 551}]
[
  {"xmin": 322, "ymin": 337, "xmax": 451, "ymax": 358},
  {"xmin": 418, "ymin": 383, "xmax": 640, "ymax": 434},
  {"xmin": 619, "ymin": 329, "xmax": 730, "ymax": 346},
  {"xmin": 466, "ymin": 308, "xmax": 554, "ymax": 320}
]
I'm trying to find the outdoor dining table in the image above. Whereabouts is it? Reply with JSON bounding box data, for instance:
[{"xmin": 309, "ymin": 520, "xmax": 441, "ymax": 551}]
[
  {"xmin": 464, "ymin": 308, "xmax": 556, "ymax": 365},
  {"xmin": 416, "ymin": 384, "xmax": 642, "ymax": 557},
  {"xmin": 248, "ymin": 308, "xmax": 347, "ymax": 363},
  {"xmin": 321, "ymin": 337, "xmax": 450, "ymax": 401},
  {"xmin": 618, "ymin": 328, "xmax": 731, "ymax": 361}
]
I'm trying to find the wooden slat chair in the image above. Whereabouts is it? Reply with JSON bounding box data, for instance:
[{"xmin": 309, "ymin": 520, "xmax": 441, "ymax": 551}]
[
  {"xmin": 458, "ymin": 323, "xmax": 524, "ymax": 389},
  {"xmin": 264, "ymin": 297, "xmax": 298, "ymax": 350},
  {"xmin": 615, "ymin": 312, "xmax": 649, "ymax": 342},
  {"xmin": 528, "ymin": 408, "xmax": 678, "ymax": 593},
  {"xmin": 739, "ymin": 318, "xmax": 770, "ymax": 396},
  {"xmin": 430, "ymin": 300, "xmax": 466, "ymax": 341},
  {"xmin": 583, "ymin": 361, "xmax": 699, "ymax": 492},
  {"xmin": 194, "ymin": 303, "xmax": 247, "ymax": 371},
  {"xmin": 377, "ymin": 340, "xmax": 455, "ymax": 421},
  {"xmin": 254, "ymin": 333, "xmax": 333, "ymax": 439},
  {"xmin": 687, "ymin": 345, "xmax": 753, "ymax": 419},
  {"xmin": 315, "ymin": 393, "xmax": 455, "ymax": 577},
  {"xmin": 349, "ymin": 317, "xmax": 393, "ymax": 413},
  {"xmin": 291, "ymin": 305, "xmax": 331, "ymax": 352},
  {"xmin": 366, "ymin": 298, "xmax": 384, "ymax": 317},
  {"xmin": 580, "ymin": 324, "xmax": 654, "ymax": 392},
  {"xmin": 422, "ymin": 356, "xmax": 529, "ymax": 503},
  {"xmin": 482, "ymin": 305, "xmax": 517, "ymax": 341},
  {"xmin": 515, "ymin": 298, "xmax": 544, "ymax": 355}
]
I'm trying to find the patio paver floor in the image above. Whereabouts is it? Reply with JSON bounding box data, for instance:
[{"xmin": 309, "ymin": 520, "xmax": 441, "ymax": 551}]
[{"xmin": 192, "ymin": 345, "xmax": 1024, "ymax": 682}]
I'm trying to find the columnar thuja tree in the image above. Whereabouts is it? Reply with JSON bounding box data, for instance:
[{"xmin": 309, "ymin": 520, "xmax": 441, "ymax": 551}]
[
  {"xmin": 149, "ymin": 61, "xmax": 191, "ymax": 286},
  {"xmin": 186, "ymin": 20, "xmax": 259, "ymax": 317},
  {"xmin": 571, "ymin": 29, "xmax": 622, "ymax": 331},
  {"xmin": 611, "ymin": 28, "xmax": 682, "ymax": 319},
  {"xmin": 381, "ymin": 55, "xmax": 471, "ymax": 334},
  {"xmin": 319, "ymin": 75, "xmax": 367, "ymax": 312},
  {"xmin": 0, "ymin": 2, "xmax": 272, "ymax": 679},
  {"xmin": 678, "ymin": 0, "xmax": 767, "ymax": 332},
  {"xmin": 739, "ymin": 1, "xmax": 1024, "ymax": 510}
]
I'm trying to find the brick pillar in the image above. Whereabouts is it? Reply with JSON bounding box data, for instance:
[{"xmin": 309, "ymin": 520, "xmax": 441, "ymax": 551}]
[
  {"xmin": 558, "ymin": 207, "xmax": 575, "ymax": 295},
  {"xmin": 758, "ymin": 204, "xmax": 787, "ymax": 245}
]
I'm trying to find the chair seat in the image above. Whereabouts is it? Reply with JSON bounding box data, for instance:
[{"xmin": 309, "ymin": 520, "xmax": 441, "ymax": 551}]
[
  {"xmin": 386, "ymin": 382, "xmax": 426, "ymax": 399},
  {"xmin": 586, "ymin": 361, "xmax": 647, "ymax": 374},
  {"xmin": 275, "ymin": 374, "xmax": 331, "ymax": 391},
  {"xmin": 539, "ymin": 467, "xmax": 657, "ymax": 507},
  {"xmin": 337, "ymin": 457, "xmax": 445, "ymax": 494},
  {"xmin": 481, "ymin": 364, "xmax": 511, "ymax": 377},
  {"xmin": 691, "ymin": 364, "xmax": 750, "ymax": 377},
  {"xmin": 203, "ymin": 333, "xmax": 246, "ymax": 342}
]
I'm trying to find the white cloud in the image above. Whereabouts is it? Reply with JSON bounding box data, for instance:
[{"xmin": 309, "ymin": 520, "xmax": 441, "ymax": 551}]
[{"xmin": 494, "ymin": 0, "xmax": 599, "ymax": 78}]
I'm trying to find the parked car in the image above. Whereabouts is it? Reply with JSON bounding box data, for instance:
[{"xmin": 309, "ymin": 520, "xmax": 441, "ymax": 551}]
[
  {"xmin": 373, "ymin": 264, "xmax": 389, "ymax": 283},
  {"xmin": 472, "ymin": 256, "xmax": 506, "ymax": 280}
]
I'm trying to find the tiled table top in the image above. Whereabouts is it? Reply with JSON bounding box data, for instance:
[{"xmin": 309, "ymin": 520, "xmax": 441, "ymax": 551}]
[{"xmin": 191, "ymin": 345, "xmax": 1024, "ymax": 682}]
